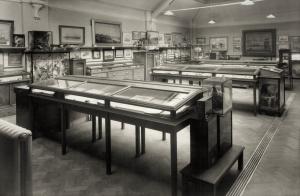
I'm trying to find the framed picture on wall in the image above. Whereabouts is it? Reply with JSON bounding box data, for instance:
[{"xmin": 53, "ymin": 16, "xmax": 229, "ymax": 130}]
[
  {"xmin": 115, "ymin": 49, "xmax": 124, "ymax": 58},
  {"xmin": 172, "ymin": 33, "xmax": 184, "ymax": 47},
  {"xmin": 28, "ymin": 31, "xmax": 53, "ymax": 51},
  {"xmin": 232, "ymin": 37, "xmax": 242, "ymax": 52},
  {"xmin": 92, "ymin": 50, "xmax": 102, "ymax": 59},
  {"xmin": 59, "ymin": 25, "xmax": 85, "ymax": 45},
  {"xmin": 103, "ymin": 50, "xmax": 115, "ymax": 61},
  {"xmin": 80, "ymin": 50, "xmax": 92, "ymax": 59},
  {"xmin": 209, "ymin": 37, "xmax": 228, "ymax": 51},
  {"xmin": 122, "ymin": 32, "xmax": 132, "ymax": 45},
  {"xmin": 278, "ymin": 35, "xmax": 288, "ymax": 42},
  {"xmin": 242, "ymin": 29, "xmax": 276, "ymax": 57},
  {"xmin": 196, "ymin": 37, "xmax": 206, "ymax": 45},
  {"xmin": 132, "ymin": 31, "xmax": 141, "ymax": 40},
  {"xmin": 91, "ymin": 19, "xmax": 122, "ymax": 46},
  {"xmin": 147, "ymin": 31, "xmax": 159, "ymax": 45},
  {"xmin": 0, "ymin": 20, "xmax": 14, "ymax": 47},
  {"xmin": 124, "ymin": 49, "xmax": 132, "ymax": 58},
  {"xmin": 289, "ymin": 36, "xmax": 300, "ymax": 53},
  {"xmin": 164, "ymin": 34, "xmax": 172, "ymax": 46},
  {"xmin": 12, "ymin": 34, "xmax": 25, "ymax": 47},
  {"xmin": 140, "ymin": 32, "xmax": 146, "ymax": 39},
  {"xmin": 7, "ymin": 53, "xmax": 22, "ymax": 67}
]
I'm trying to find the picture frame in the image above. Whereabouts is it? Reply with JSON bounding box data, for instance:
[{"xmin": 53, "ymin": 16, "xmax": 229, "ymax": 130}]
[
  {"xmin": 0, "ymin": 20, "xmax": 14, "ymax": 47},
  {"xmin": 196, "ymin": 37, "xmax": 206, "ymax": 45},
  {"xmin": 158, "ymin": 33, "xmax": 165, "ymax": 46},
  {"xmin": 103, "ymin": 49, "xmax": 115, "ymax": 61},
  {"xmin": 209, "ymin": 37, "xmax": 228, "ymax": 51},
  {"xmin": 80, "ymin": 50, "xmax": 92, "ymax": 59},
  {"xmin": 28, "ymin": 31, "xmax": 53, "ymax": 51},
  {"xmin": 289, "ymin": 36, "xmax": 300, "ymax": 53},
  {"xmin": 92, "ymin": 50, "xmax": 102, "ymax": 59},
  {"xmin": 140, "ymin": 32, "xmax": 146, "ymax": 39},
  {"xmin": 232, "ymin": 37, "xmax": 242, "ymax": 52},
  {"xmin": 12, "ymin": 34, "xmax": 25, "ymax": 47},
  {"xmin": 172, "ymin": 33, "xmax": 184, "ymax": 46},
  {"xmin": 132, "ymin": 31, "xmax": 141, "ymax": 40},
  {"xmin": 242, "ymin": 29, "xmax": 276, "ymax": 57},
  {"xmin": 7, "ymin": 53, "xmax": 22, "ymax": 67},
  {"xmin": 124, "ymin": 49, "xmax": 132, "ymax": 58},
  {"xmin": 164, "ymin": 34, "xmax": 172, "ymax": 46},
  {"xmin": 59, "ymin": 25, "xmax": 85, "ymax": 45},
  {"xmin": 147, "ymin": 31, "xmax": 159, "ymax": 45},
  {"xmin": 122, "ymin": 32, "xmax": 132, "ymax": 45},
  {"xmin": 278, "ymin": 35, "xmax": 288, "ymax": 42},
  {"xmin": 91, "ymin": 19, "xmax": 122, "ymax": 46},
  {"xmin": 115, "ymin": 49, "xmax": 124, "ymax": 58}
]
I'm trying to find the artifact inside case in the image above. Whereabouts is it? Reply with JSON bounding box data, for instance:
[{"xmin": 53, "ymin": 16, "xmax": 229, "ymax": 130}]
[{"xmin": 203, "ymin": 77, "xmax": 232, "ymax": 114}]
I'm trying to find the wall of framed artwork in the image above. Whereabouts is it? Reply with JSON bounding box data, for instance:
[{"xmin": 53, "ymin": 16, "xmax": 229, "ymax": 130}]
[
  {"xmin": 242, "ymin": 29, "xmax": 276, "ymax": 57},
  {"xmin": 210, "ymin": 37, "xmax": 228, "ymax": 51},
  {"xmin": 0, "ymin": 20, "xmax": 14, "ymax": 47},
  {"xmin": 289, "ymin": 36, "xmax": 300, "ymax": 53},
  {"xmin": 59, "ymin": 25, "xmax": 85, "ymax": 45},
  {"xmin": 91, "ymin": 19, "xmax": 122, "ymax": 46}
]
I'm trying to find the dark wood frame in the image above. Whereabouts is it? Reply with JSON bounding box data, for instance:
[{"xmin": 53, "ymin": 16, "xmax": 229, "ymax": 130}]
[
  {"xmin": 91, "ymin": 19, "xmax": 122, "ymax": 46},
  {"xmin": 12, "ymin": 34, "xmax": 25, "ymax": 47},
  {"xmin": 59, "ymin": 25, "xmax": 85, "ymax": 45},
  {"xmin": 242, "ymin": 29, "xmax": 276, "ymax": 57},
  {"xmin": 0, "ymin": 20, "xmax": 14, "ymax": 47},
  {"xmin": 103, "ymin": 49, "xmax": 115, "ymax": 61}
]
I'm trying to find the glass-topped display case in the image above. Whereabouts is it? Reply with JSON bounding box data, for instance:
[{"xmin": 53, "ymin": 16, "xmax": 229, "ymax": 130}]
[
  {"xmin": 203, "ymin": 77, "xmax": 232, "ymax": 115},
  {"xmin": 259, "ymin": 67, "xmax": 285, "ymax": 115},
  {"xmin": 30, "ymin": 76, "xmax": 206, "ymax": 119},
  {"xmin": 215, "ymin": 66, "xmax": 260, "ymax": 80}
]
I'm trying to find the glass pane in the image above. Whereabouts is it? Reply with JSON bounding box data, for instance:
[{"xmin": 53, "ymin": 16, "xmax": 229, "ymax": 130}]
[
  {"xmin": 113, "ymin": 87, "xmax": 189, "ymax": 107},
  {"xmin": 69, "ymin": 82, "xmax": 125, "ymax": 96},
  {"xmin": 35, "ymin": 79, "xmax": 82, "ymax": 89}
]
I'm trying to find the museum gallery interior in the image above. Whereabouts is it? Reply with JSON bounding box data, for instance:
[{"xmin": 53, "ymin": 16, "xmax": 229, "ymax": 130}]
[{"xmin": 0, "ymin": 0, "xmax": 300, "ymax": 195}]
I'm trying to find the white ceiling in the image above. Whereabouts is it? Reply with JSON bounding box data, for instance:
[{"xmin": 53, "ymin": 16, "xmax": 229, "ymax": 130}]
[{"xmin": 51, "ymin": 0, "xmax": 300, "ymax": 27}]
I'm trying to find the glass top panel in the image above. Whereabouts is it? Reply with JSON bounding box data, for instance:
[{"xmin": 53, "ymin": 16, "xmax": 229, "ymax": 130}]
[
  {"xmin": 185, "ymin": 66, "xmax": 218, "ymax": 71},
  {"xmin": 33, "ymin": 79, "xmax": 83, "ymax": 89},
  {"xmin": 69, "ymin": 82, "xmax": 125, "ymax": 96},
  {"xmin": 217, "ymin": 67, "xmax": 257, "ymax": 73},
  {"xmin": 112, "ymin": 87, "xmax": 189, "ymax": 107}
]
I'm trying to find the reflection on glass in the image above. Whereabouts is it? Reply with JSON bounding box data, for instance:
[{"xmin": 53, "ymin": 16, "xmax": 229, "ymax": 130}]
[
  {"xmin": 260, "ymin": 79, "xmax": 279, "ymax": 110},
  {"xmin": 69, "ymin": 83, "xmax": 125, "ymax": 96},
  {"xmin": 112, "ymin": 87, "xmax": 189, "ymax": 107},
  {"xmin": 36, "ymin": 79, "xmax": 82, "ymax": 89}
]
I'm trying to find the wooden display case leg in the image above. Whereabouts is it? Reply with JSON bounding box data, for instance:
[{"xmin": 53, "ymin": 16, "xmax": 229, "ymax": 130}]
[
  {"xmin": 60, "ymin": 105, "xmax": 67, "ymax": 155},
  {"xmin": 238, "ymin": 151, "xmax": 244, "ymax": 171},
  {"xmin": 170, "ymin": 132, "xmax": 178, "ymax": 196},
  {"xmin": 162, "ymin": 131, "xmax": 166, "ymax": 141},
  {"xmin": 98, "ymin": 116, "xmax": 102, "ymax": 140},
  {"xmin": 105, "ymin": 115, "xmax": 112, "ymax": 175},
  {"xmin": 121, "ymin": 121, "xmax": 125, "ymax": 130},
  {"xmin": 141, "ymin": 126, "xmax": 145, "ymax": 154},
  {"xmin": 135, "ymin": 126, "xmax": 141, "ymax": 157},
  {"xmin": 92, "ymin": 115, "xmax": 96, "ymax": 143},
  {"xmin": 253, "ymin": 83, "xmax": 257, "ymax": 116}
]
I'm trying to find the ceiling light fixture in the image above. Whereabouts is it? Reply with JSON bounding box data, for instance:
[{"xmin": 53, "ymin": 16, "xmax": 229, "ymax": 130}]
[
  {"xmin": 266, "ymin": 14, "xmax": 276, "ymax": 19},
  {"xmin": 208, "ymin": 20, "xmax": 216, "ymax": 24},
  {"xmin": 241, "ymin": 0, "xmax": 255, "ymax": 6},
  {"xmin": 164, "ymin": 10, "xmax": 174, "ymax": 16}
]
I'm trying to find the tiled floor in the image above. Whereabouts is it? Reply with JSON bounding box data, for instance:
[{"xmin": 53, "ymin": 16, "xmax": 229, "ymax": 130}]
[{"xmin": 1, "ymin": 84, "xmax": 299, "ymax": 196}]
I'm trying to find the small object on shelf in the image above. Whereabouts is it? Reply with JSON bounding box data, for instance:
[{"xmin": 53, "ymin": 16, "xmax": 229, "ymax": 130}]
[
  {"xmin": 203, "ymin": 77, "xmax": 232, "ymax": 115},
  {"xmin": 259, "ymin": 67, "xmax": 285, "ymax": 116}
]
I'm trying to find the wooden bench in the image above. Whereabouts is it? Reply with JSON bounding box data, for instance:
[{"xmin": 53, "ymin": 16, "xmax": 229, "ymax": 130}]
[{"xmin": 181, "ymin": 145, "xmax": 245, "ymax": 196}]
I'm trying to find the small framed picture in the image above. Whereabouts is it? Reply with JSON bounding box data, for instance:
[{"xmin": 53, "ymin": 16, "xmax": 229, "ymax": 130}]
[
  {"xmin": 147, "ymin": 31, "xmax": 159, "ymax": 45},
  {"xmin": 7, "ymin": 53, "xmax": 23, "ymax": 67},
  {"xmin": 123, "ymin": 32, "xmax": 132, "ymax": 45},
  {"xmin": 80, "ymin": 50, "xmax": 92, "ymax": 59},
  {"xmin": 140, "ymin": 32, "xmax": 146, "ymax": 39},
  {"xmin": 115, "ymin": 49, "xmax": 124, "ymax": 58},
  {"xmin": 278, "ymin": 35, "xmax": 288, "ymax": 42},
  {"xmin": 132, "ymin": 31, "xmax": 141, "ymax": 40},
  {"xmin": 92, "ymin": 50, "xmax": 101, "ymax": 59},
  {"xmin": 124, "ymin": 49, "xmax": 132, "ymax": 58},
  {"xmin": 103, "ymin": 50, "xmax": 115, "ymax": 61},
  {"xmin": 12, "ymin": 34, "xmax": 25, "ymax": 47},
  {"xmin": 59, "ymin": 25, "xmax": 85, "ymax": 45}
]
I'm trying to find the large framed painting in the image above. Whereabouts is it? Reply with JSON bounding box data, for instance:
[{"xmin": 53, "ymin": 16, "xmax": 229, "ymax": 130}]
[
  {"xmin": 242, "ymin": 29, "xmax": 276, "ymax": 57},
  {"xmin": 59, "ymin": 25, "xmax": 85, "ymax": 45},
  {"xmin": 0, "ymin": 20, "xmax": 14, "ymax": 47},
  {"xmin": 209, "ymin": 37, "xmax": 228, "ymax": 51},
  {"xmin": 91, "ymin": 19, "xmax": 122, "ymax": 46},
  {"xmin": 147, "ymin": 31, "xmax": 159, "ymax": 45},
  {"xmin": 289, "ymin": 36, "xmax": 300, "ymax": 53},
  {"xmin": 28, "ymin": 31, "xmax": 53, "ymax": 51}
]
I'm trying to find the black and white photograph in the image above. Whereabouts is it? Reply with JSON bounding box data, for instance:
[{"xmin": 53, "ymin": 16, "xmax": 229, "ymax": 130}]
[{"xmin": 0, "ymin": 1, "xmax": 300, "ymax": 196}]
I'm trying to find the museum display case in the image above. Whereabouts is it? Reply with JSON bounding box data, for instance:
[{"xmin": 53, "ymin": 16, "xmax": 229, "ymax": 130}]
[
  {"xmin": 259, "ymin": 67, "xmax": 285, "ymax": 115},
  {"xmin": 203, "ymin": 77, "xmax": 232, "ymax": 115}
]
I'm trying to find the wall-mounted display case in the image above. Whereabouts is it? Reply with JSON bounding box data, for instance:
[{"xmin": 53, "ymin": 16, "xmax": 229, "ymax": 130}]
[
  {"xmin": 203, "ymin": 77, "xmax": 232, "ymax": 115},
  {"xmin": 259, "ymin": 67, "xmax": 285, "ymax": 116}
]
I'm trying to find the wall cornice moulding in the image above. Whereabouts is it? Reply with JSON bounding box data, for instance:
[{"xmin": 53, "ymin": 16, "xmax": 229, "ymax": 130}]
[{"xmin": 0, "ymin": 0, "xmax": 48, "ymax": 5}]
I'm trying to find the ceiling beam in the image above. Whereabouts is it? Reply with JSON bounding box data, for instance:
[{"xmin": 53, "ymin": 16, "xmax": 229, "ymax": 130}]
[{"xmin": 152, "ymin": 0, "xmax": 175, "ymax": 18}]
